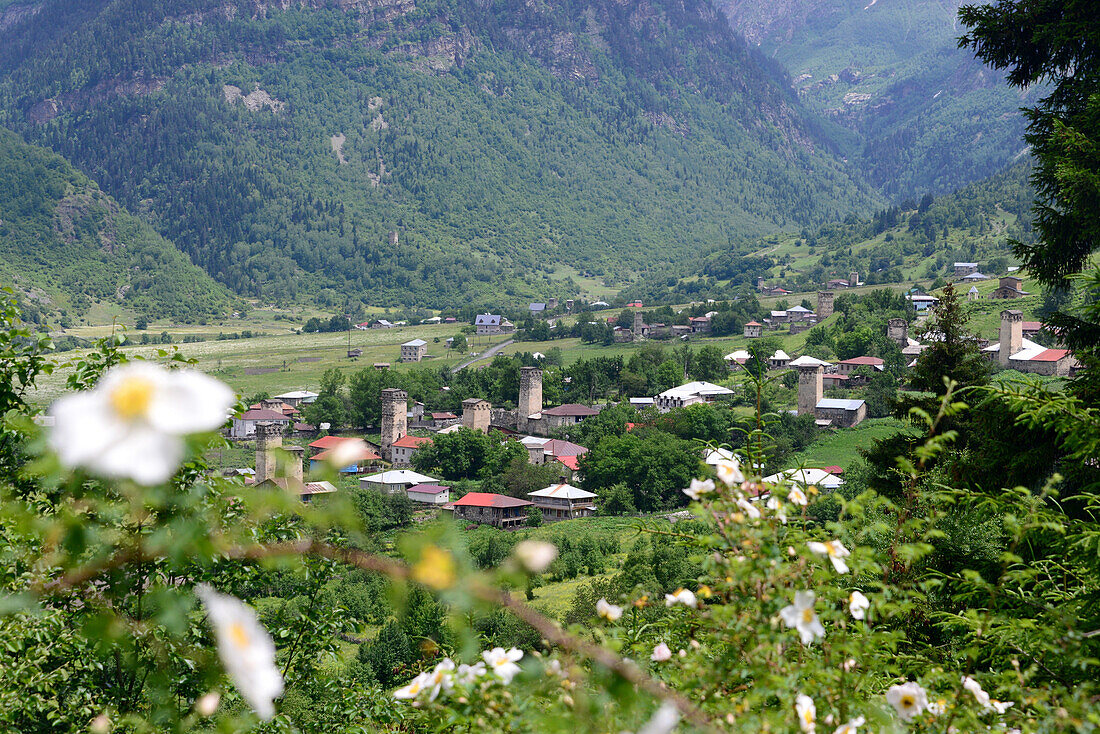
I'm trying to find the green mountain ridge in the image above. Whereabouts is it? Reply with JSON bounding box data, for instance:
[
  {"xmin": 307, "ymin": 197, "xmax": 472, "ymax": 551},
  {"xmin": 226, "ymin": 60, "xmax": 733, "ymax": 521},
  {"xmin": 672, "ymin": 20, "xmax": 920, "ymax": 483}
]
[
  {"xmin": 0, "ymin": 0, "xmax": 880, "ymax": 309},
  {"xmin": 0, "ymin": 127, "xmax": 236, "ymax": 324}
]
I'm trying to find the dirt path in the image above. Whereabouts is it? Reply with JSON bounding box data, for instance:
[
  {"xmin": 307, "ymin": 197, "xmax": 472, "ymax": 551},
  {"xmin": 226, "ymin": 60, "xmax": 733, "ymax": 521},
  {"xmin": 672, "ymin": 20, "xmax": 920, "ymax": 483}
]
[{"xmin": 450, "ymin": 339, "xmax": 514, "ymax": 373}]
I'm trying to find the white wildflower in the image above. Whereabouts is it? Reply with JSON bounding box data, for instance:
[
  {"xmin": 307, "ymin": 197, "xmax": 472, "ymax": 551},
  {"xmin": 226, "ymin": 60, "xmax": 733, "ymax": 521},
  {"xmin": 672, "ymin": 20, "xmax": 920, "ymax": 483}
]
[
  {"xmin": 848, "ymin": 591, "xmax": 870, "ymax": 620},
  {"xmin": 323, "ymin": 437, "xmax": 372, "ymax": 469},
  {"xmin": 779, "ymin": 590, "xmax": 826, "ymax": 645},
  {"xmin": 651, "ymin": 643, "xmax": 672, "ymax": 662},
  {"xmin": 482, "ymin": 647, "xmax": 523, "ymax": 684},
  {"xmin": 788, "ymin": 486, "xmax": 808, "ymax": 506},
  {"xmin": 49, "ymin": 363, "xmax": 234, "ymax": 485},
  {"xmin": 90, "ymin": 714, "xmax": 111, "ymax": 734},
  {"xmin": 927, "ymin": 698, "xmax": 947, "ymax": 715},
  {"xmin": 455, "ymin": 662, "xmax": 487, "ymax": 686},
  {"xmin": 513, "ymin": 540, "xmax": 558, "ymax": 573},
  {"xmin": 715, "ymin": 458, "xmax": 743, "ymax": 486},
  {"xmin": 808, "ymin": 540, "xmax": 851, "ymax": 574},
  {"xmin": 796, "ymin": 693, "xmax": 816, "ymax": 732},
  {"xmin": 596, "ymin": 598, "xmax": 623, "ymax": 621},
  {"xmin": 833, "ymin": 715, "xmax": 865, "ymax": 734},
  {"xmin": 766, "ymin": 495, "xmax": 787, "ymax": 524},
  {"xmin": 886, "ymin": 681, "xmax": 928, "ymax": 721},
  {"xmin": 664, "ymin": 588, "xmax": 697, "ymax": 608},
  {"xmin": 638, "ymin": 702, "xmax": 680, "ymax": 734},
  {"xmin": 196, "ymin": 585, "xmax": 284, "ymax": 720},
  {"xmin": 423, "ymin": 658, "xmax": 455, "ymax": 701},
  {"xmin": 736, "ymin": 496, "xmax": 761, "ymax": 520},
  {"xmin": 394, "ymin": 671, "xmax": 431, "ymax": 700},
  {"xmin": 195, "ymin": 692, "xmax": 221, "ymax": 716},
  {"xmin": 683, "ymin": 478, "xmax": 716, "ymax": 500},
  {"xmin": 963, "ymin": 676, "xmax": 1013, "ymax": 713}
]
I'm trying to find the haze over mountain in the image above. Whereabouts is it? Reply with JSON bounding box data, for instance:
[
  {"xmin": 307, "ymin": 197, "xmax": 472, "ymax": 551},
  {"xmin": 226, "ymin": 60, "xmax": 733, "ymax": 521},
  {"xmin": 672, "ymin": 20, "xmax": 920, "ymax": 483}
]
[{"xmin": 715, "ymin": 0, "xmax": 1040, "ymax": 198}]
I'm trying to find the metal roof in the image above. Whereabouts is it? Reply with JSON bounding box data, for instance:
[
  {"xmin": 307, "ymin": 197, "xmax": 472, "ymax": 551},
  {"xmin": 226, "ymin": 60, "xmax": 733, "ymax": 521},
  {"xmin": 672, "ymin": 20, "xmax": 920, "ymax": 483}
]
[{"xmin": 815, "ymin": 398, "xmax": 866, "ymax": 411}]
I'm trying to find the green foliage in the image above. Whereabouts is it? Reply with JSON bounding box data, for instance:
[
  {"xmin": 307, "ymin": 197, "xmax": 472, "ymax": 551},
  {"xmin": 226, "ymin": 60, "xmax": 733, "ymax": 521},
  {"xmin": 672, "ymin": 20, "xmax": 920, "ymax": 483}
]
[
  {"xmin": 581, "ymin": 430, "xmax": 700, "ymax": 512},
  {"xmin": 961, "ymin": 0, "xmax": 1100, "ymax": 363}
]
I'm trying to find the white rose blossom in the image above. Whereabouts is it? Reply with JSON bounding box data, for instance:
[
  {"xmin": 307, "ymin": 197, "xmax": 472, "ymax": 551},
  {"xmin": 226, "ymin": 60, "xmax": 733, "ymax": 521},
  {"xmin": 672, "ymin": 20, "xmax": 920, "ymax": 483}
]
[
  {"xmin": 513, "ymin": 540, "xmax": 558, "ymax": 573},
  {"xmin": 766, "ymin": 495, "xmax": 787, "ymax": 524},
  {"xmin": 795, "ymin": 693, "xmax": 816, "ymax": 733},
  {"xmin": 195, "ymin": 692, "xmax": 221, "ymax": 717},
  {"xmin": 715, "ymin": 458, "xmax": 743, "ymax": 487},
  {"xmin": 848, "ymin": 591, "xmax": 870, "ymax": 620},
  {"xmin": 482, "ymin": 647, "xmax": 524, "ymax": 684},
  {"xmin": 49, "ymin": 362, "xmax": 235, "ymax": 485},
  {"xmin": 455, "ymin": 661, "xmax": 487, "ymax": 685},
  {"xmin": 651, "ymin": 643, "xmax": 672, "ymax": 662},
  {"xmin": 393, "ymin": 671, "xmax": 431, "ymax": 700},
  {"xmin": 665, "ymin": 588, "xmax": 697, "ymax": 608},
  {"xmin": 425, "ymin": 658, "xmax": 456, "ymax": 701},
  {"xmin": 886, "ymin": 681, "xmax": 928, "ymax": 720},
  {"xmin": 736, "ymin": 496, "xmax": 761, "ymax": 520},
  {"xmin": 779, "ymin": 590, "xmax": 826, "ymax": 644},
  {"xmin": 833, "ymin": 715, "xmax": 865, "ymax": 734},
  {"xmin": 963, "ymin": 676, "xmax": 1014, "ymax": 713},
  {"xmin": 808, "ymin": 540, "xmax": 851, "ymax": 574},
  {"xmin": 683, "ymin": 478, "xmax": 716, "ymax": 500},
  {"xmin": 596, "ymin": 598, "xmax": 623, "ymax": 621},
  {"xmin": 323, "ymin": 437, "xmax": 373, "ymax": 469},
  {"xmin": 788, "ymin": 486, "xmax": 809, "ymax": 506},
  {"xmin": 195, "ymin": 585, "xmax": 284, "ymax": 720},
  {"xmin": 638, "ymin": 702, "xmax": 680, "ymax": 734}
]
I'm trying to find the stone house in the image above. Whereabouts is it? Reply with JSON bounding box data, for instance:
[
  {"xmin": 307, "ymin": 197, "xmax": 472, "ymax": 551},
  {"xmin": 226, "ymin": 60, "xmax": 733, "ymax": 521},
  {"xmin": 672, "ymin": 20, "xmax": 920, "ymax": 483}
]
[
  {"xmin": 814, "ymin": 398, "xmax": 867, "ymax": 428},
  {"xmin": 448, "ymin": 492, "xmax": 532, "ymax": 529},
  {"xmin": 744, "ymin": 321, "xmax": 762, "ymax": 338},
  {"xmin": 990, "ymin": 276, "xmax": 1030, "ymax": 299},
  {"xmin": 230, "ymin": 409, "xmax": 291, "ymax": 439},
  {"xmin": 400, "ymin": 339, "xmax": 428, "ymax": 362}
]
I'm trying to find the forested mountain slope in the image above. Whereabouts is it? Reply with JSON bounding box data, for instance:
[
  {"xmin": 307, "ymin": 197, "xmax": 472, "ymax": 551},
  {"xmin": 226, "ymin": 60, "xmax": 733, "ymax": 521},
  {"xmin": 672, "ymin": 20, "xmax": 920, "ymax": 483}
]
[
  {"xmin": 0, "ymin": 0, "xmax": 879, "ymax": 309},
  {"xmin": 715, "ymin": 0, "xmax": 1041, "ymax": 198},
  {"xmin": 626, "ymin": 161, "xmax": 1035, "ymax": 303},
  {"xmin": 0, "ymin": 128, "xmax": 235, "ymax": 324}
]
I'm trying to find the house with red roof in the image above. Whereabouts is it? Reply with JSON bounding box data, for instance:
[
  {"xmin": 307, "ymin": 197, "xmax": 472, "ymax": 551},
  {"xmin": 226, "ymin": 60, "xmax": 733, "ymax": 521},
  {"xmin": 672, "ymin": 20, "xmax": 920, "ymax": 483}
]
[
  {"xmin": 308, "ymin": 442, "xmax": 382, "ymax": 474},
  {"xmin": 448, "ymin": 492, "xmax": 532, "ymax": 529},
  {"xmin": 744, "ymin": 321, "xmax": 763, "ymax": 338},
  {"xmin": 836, "ymin": 356, "xmax": 885, "ymax": 375},
  {"xmin": 391, "ymin": 434, "xmax": 433, "ymax": 467}
]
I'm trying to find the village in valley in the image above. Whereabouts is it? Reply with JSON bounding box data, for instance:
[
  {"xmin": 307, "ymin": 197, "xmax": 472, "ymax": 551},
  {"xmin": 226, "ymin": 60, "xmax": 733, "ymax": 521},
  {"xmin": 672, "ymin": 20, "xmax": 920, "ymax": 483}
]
[{"xmin": 132, "ymin": 253, "xmax": 1076, "ymax": 544}]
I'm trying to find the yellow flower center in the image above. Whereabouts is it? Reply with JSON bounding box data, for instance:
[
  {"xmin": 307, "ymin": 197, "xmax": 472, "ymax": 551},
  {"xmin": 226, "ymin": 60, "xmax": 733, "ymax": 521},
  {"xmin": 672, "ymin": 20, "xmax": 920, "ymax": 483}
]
[
  {"xmin": 901, "ymin": 695, "xmax": 915, "ymax": 708},
  {"xmin": 408, "ymin": 681, "xmax": 420, "ymax": 695},
  {"xmin": 110, "ymin": 376, "xmax": 155, "ymax": 420},
  {"xmin": 801, "ymin": 608, "xmax": 815, "ymax": 624},
  {"xmin": 228, "ymin": 621, "xmax": 251, "ymax": 649},
  {"xmin": 802, "ymin": 710, "xmax": 814, "ymax": 724}
]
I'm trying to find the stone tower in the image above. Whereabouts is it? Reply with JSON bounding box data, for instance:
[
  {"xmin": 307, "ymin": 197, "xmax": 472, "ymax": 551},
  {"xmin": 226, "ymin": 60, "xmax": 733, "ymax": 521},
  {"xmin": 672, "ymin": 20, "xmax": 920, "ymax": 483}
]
[
  {"xmin": 255, "ymin": 421, "xmax": 284, "ymax": 484},
  {"xmin": 380, "ymin": 388, "xmax": 408, "ymax": 462},
  {"xmin": 796, "ymin": 364, "xmax": 824, "ymax": 417},
  {"xmin": 848, "ymin": 271, "xmax": 859, "ymax": 287},
  {"xmin": 389, "ymin": 231, "xmax": 399, "ymax": 246},
  {"xmin": 1000, "ymin": 310, "xmax": 1023, "ymax": 367},
  {"xmin": 517, "ymin": 367, "xmax": 543, "ymax": 432},
  {"xmin": 887, "ymin": 318, "xmax": 909, "ymax": 347},
  {"xmin": 817, "ymin": 291, "xmax": 834, "ymax": 320},
  {"xmin": 632, "ymin": 310, "xmax": 644, "ymax": 342},
  {"xmin": 462, "ymin": 398, "xmax": 492, "ymax": 433}
]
